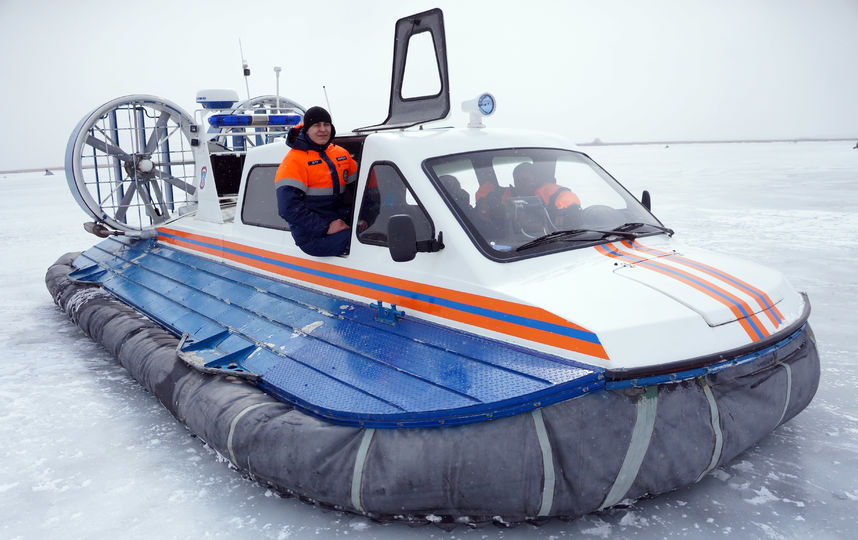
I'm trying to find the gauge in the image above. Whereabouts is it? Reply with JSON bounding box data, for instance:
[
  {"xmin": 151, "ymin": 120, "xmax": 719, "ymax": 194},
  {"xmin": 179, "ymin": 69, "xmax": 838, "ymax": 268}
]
[{"xmin": 478, "ymin": 93, "xmax": 495, "ymax": 115}]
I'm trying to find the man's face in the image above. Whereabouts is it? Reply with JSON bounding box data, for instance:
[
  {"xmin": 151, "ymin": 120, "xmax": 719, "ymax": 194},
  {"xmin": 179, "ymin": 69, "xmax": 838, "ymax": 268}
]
[
  {"xmin": 307, "ymin": 122, "xmax": 332, "ymax": 145},
  {"xmin": 515, "ymin": 169, "xmax": 538, "ymax": 194}
]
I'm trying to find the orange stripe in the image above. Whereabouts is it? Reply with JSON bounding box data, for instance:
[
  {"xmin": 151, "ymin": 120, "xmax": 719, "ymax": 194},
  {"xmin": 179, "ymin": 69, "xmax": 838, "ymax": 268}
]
[
  {"xmin": 157, "ymin": 228, "xmax": 609, "ymax": 360},
  {"xmin": 621, "ymin": 240, "xmax": 784, "ymax": 325},
  {"xmin": 163, "ymin": 227, "xmax": 586, "ymax": 331},
  {"xmin": 596, "ymin": 243, "xmax": 768, "ymax": 342}
]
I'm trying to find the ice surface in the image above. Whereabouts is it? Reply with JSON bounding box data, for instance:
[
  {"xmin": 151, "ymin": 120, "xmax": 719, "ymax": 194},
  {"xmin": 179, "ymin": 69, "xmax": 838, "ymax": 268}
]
[{"xmin": 1, "ymin": 141, "xmax": 856, "ymax": 539}]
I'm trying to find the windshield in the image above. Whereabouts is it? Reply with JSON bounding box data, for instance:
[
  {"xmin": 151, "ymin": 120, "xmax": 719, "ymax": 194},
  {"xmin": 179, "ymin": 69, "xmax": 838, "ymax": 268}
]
[{"xmin": 424, "ymin": 148, "xmax": 664, "ymax": 260}]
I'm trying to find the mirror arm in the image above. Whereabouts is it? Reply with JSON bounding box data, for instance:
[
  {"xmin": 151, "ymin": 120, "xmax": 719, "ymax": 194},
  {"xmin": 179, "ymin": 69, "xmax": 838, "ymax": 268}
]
[{"xmin": 416, "ymin": 231, "xmax": 444, "ymax": 253}]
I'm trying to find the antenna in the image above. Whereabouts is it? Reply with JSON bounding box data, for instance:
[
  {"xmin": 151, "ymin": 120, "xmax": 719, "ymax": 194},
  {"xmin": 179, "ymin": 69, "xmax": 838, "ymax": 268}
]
[
  {"xmin": 322, "ymin": 85, "xmax": 332, "ymax": 115},
  {"xmin": 274, "ymin": 66, "xmax": 282, "ymax": 111},
  {"xmin": 239, "ymin": 39, "xmax": 251, "ymax": 100}
]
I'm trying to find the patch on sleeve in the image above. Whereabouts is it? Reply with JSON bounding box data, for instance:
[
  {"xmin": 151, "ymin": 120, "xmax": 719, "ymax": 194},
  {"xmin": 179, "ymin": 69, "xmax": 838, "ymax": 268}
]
[
  {"xmin": 336, "ymin": 156, "xmax": 348, "ymax": 161},
  {"xmin": 307, "ymin": 159, "xmax": 322, "ymax": 166}
]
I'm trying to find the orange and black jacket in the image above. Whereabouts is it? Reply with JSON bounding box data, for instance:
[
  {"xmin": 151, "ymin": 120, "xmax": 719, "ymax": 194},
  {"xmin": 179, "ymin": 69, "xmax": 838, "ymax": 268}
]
[
  {"xmin": 534, "ymin": 183, "xmax": 581, "ymax": 209},
  {"xmin": 476, "ymin": 182, "xmax": 580, "ymax": 209},
  {"xmin": 275, "ymin": 124, "xmax": 357, "ymax": 246}
]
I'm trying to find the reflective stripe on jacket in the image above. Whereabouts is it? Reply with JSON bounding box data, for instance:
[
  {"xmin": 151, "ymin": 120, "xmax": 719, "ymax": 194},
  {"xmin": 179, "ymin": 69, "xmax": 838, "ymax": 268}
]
[{"xmin": 275, "ymin": 124, "xmax": 357, "ymax": 195}]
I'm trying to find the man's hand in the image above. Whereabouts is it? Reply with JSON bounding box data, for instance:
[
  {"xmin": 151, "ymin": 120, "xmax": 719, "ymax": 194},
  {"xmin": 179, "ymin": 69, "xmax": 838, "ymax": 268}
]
[{"xmin": 327, "ymin": 219, "xmax": 350, "ymax": 235}]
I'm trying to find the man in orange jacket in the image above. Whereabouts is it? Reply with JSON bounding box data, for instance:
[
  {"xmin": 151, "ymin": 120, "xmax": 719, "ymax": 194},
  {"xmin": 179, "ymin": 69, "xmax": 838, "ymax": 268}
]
[
  {"xmin": 475, "ymin": 162, "xmax": 581, "ymax": 230},
  {"xmin": 275, "ymin": 107, "xmax": 357, "ymax": 256},
  {"xmin": 512, "ymin": 162, "xmax": 580, "ymax": 213}
]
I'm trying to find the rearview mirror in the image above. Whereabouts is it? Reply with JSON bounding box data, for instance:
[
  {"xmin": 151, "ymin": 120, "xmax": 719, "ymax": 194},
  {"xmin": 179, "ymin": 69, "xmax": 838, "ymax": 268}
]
[
  {"xmin": 641, "ymin": 190, "xmax": 651, "ymax": 211},
  {"xmin": 388, "ymin": 214, "xmax": 418, "ymax": 262}
]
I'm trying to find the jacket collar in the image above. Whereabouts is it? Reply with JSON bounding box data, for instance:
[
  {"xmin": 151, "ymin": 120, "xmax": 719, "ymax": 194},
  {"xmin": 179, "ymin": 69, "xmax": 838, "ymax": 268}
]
[{"xmin": 286, "ymin": 123, "xmax": 334, "ymax": 152}]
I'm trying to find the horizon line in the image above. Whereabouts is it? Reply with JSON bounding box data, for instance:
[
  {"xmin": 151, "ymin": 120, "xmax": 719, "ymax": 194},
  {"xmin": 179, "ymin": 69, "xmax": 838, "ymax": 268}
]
[
  {"xmin": 4, "ymin": 137, "xmax": 858, "ymax": 175},
  {"xmin": 578, "ymin": 136, "xmax": 858, "ymax": 147}
]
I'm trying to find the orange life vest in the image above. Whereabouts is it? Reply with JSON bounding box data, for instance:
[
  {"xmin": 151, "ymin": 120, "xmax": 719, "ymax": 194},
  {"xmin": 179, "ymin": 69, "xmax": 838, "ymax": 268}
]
[{"xmin": 535, "ymin": 183, "xmax": 581, "ymax": 209}]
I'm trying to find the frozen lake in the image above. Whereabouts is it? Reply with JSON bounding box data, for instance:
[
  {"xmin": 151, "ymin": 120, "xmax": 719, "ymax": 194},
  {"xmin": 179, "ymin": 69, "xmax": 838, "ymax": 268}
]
[{"xmin": 1, "ymin": 141, "xmax": 856, "ymax": 539}]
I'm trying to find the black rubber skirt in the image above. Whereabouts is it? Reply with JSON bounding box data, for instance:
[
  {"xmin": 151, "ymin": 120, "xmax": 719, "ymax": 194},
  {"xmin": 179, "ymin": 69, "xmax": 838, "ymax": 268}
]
[{"xmin": 46, "ymin": 252, "xmax": 820, "ymax": 525}]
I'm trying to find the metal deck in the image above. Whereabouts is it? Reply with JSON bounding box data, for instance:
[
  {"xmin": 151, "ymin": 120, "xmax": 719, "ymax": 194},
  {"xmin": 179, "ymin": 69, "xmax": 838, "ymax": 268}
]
[{"xmin": 71, "ymin": 237, "xmax": 604, "ymax": 428}]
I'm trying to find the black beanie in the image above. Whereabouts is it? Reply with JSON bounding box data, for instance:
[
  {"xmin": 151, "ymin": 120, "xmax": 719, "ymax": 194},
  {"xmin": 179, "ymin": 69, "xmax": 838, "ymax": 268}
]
[{"xmin": 302, "ymin": 106, "xmax": 332, "ymax": 130}]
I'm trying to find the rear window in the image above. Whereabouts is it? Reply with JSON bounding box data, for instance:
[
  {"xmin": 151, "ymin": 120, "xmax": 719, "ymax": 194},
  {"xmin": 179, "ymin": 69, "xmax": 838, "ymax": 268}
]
[{"xmin": 241, "ymin": 165, "xmax": 289, "ymax": 230}]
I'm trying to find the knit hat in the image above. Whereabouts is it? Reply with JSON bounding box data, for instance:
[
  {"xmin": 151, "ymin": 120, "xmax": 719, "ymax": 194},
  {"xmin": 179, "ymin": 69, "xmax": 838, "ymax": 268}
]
[{"xmin": 302, "ymin": 106, "xmax": 332, "ymax": 130}]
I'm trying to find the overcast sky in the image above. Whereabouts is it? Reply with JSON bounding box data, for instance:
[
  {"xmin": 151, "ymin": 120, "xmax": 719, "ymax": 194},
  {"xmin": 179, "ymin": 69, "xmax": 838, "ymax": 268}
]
[{"xmin": 1, "ymin": 0, "xmax": 857, "ymax": 170}]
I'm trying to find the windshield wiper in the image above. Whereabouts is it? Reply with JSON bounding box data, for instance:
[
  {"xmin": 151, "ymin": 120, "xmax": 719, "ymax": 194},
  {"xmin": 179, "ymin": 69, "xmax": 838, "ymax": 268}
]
[
  {"xmin": 611, "ymin": 222, "xmax": 675, "ymax": 237},
  {"xmin": 515, "ymin": 222, "xmax": 673, "ymax": 252},
  {"xmin": 515, "ymin": 228, "xmax": 637, "ymax": 252}
]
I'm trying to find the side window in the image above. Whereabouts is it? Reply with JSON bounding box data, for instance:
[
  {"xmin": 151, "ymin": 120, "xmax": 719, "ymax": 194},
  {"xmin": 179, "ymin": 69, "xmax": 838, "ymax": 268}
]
[
  {"xmin": 357, "ymin": 163, "xmax": 433, "ymax": 246},
  {"xmin": 241, "ymin": 165, "xmax": 290, "ymax": 230}
]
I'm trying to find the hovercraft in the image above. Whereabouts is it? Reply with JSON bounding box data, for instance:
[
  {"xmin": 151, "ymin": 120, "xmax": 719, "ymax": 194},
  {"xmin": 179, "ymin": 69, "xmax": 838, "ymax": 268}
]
[{"xmin": 47, "ymin": 8, "xmax": 819, "ymax": 525}]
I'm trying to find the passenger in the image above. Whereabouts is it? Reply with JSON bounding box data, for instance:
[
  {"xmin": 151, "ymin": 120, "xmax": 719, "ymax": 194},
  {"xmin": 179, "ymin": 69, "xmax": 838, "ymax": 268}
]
[
  {"xmin": 274, "ymin": 106, "xmax": 358, "ymax": 256},
  {"xmin": 474, "ymin": 163, "xmax": 582, "ymax": 232},
  {"xmin": 474, "ymin": 180, "xmax": 510, "ymax": 231},
  {"xmin": 438, "ymin": 175, "xmax": 470, "ymax": 208},
  {"xmin": 438, "ymin": 174, "xmax": 482, "ymax": 227},
  {"xmin": 512, "ymin": 162, "xmax": 581, "ymax": 227}
]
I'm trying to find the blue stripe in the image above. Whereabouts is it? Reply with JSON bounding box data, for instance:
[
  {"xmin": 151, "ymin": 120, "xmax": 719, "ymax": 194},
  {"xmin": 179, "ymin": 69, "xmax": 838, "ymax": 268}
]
[
  {"xmin": 160, "ymin": 231, "xmax": 602, "ymax": 346},
  {"xmin": 671, "ymin": 257, "xmax": 782, "ymax": 324},
  {"xmin": 605, "ymin": 245, "xmax": 766, "ymax": 340},
  {"xmin": 628, "ymin": 242, "xmax": 781, "ymax": 325}
]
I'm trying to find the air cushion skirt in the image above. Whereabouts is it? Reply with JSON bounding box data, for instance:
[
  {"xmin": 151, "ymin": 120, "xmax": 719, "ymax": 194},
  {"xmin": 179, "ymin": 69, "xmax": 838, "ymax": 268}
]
[{"xmin": 46, "ymin": 252, "xmax": 819, "ymax": 524}]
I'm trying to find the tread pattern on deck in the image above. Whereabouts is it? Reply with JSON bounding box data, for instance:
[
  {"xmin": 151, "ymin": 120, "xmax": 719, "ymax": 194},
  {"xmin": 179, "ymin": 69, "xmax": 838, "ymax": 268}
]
[{"xmin": 72, "ymin": 236, "xmax": 603, "ymax": 428}]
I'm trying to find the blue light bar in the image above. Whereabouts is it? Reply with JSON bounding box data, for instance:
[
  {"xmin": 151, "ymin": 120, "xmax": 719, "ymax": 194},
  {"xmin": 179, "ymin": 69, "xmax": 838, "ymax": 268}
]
[
  {"xmin": 268, "ymin": 115, "xmax": 302, "ymax": 126},
  {"xmin": 207, "ymin": 114, "xmax": 302, "ymax": 127}
]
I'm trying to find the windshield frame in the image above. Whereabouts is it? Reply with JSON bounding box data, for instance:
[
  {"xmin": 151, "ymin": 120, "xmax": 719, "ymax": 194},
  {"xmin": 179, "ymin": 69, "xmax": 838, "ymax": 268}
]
[{"xmin": 423, "ymin": 147, "xmax": 667, "ymax": 262}]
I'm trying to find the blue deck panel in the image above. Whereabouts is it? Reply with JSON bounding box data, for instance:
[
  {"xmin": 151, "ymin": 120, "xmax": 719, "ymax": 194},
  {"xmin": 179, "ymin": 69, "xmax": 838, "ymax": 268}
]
[{"xmin": 71, "ymin": 236, "xmax": 605, "ymax": 428}]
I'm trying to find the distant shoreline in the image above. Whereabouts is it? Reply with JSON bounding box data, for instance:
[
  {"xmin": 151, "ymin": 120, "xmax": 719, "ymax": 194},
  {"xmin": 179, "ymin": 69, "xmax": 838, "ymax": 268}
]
[
  {"xmin": 0, "ymin": 166, "xmax": 64, "ymax": 174},
  {"xmin": 3, "ymin": 137, "xmax": 857, "ymax": 174},
  {"xmin": 578, "ymin": 137, "xmax": 858, "ymax": 146}
]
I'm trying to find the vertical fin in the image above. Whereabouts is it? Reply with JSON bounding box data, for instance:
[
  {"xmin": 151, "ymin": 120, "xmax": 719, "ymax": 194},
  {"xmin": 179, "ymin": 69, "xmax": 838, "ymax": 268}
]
[{"xmin": 355, "ymin": 8, "xmax": 450, "ymax": 131}]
